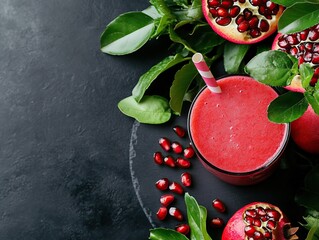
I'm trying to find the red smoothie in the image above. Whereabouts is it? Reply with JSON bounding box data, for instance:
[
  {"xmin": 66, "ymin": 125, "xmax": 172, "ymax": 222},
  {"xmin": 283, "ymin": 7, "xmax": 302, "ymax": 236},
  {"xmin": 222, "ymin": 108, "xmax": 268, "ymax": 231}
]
[{"xmin": 188, "ymin": 76, "xmax": 290, "ymax": 185}]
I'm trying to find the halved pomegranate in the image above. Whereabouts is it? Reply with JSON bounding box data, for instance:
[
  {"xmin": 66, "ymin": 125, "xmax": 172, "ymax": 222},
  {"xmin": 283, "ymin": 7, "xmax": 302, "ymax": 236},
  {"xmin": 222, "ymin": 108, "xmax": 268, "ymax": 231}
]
[
  {"xmin": 272, "ymin": 23, "xmax": 319, "ymax": 91},
  {"xmin": 222, "ymin": 202, "xmax": 298, "ymax": 240},
  {"xmin": 202, "ymin": 0, "xmax": 284, "ymax": 44}
]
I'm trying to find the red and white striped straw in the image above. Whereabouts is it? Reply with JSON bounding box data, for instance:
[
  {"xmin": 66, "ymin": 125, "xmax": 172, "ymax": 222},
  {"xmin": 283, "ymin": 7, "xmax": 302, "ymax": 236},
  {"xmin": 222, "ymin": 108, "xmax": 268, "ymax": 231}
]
[{"xmin": 192, "ymin": 53, "xmax": 221, "ymax": 93}]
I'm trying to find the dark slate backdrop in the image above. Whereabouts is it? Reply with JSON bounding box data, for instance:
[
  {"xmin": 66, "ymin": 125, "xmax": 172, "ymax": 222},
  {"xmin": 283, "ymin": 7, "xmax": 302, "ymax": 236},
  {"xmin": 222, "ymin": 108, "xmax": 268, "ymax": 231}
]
[{"xmin": 0, "ymin": 0, "xmax": 160, "ymax": 239}]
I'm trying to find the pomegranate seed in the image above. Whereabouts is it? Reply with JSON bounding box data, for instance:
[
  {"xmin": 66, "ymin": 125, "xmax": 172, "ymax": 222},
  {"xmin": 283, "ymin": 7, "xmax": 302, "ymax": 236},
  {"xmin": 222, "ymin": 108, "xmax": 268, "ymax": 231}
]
[
  {"xmin": 248, "ymin": 16, "xmax": 259, "ymax": 28},
  {"xmin": 253, "ymin": 218, "xmax": 262, "ymax": 227},
  {"xmin": 164, "ymin": 156, "xmax": 176, "ymax": 168},
  {"xmin": 251, "ymin": 0, "xmax": 262, "ymax": 6},
  {"xmin": 245, "ymin": 209, "xmax": 257, "ymax": 218},
  {"xmin": 237, "ymin": 21, "xmax": 250, "ymax": 32},
  {"xmin": 259, "ymin": 19, "xmax": 269, "ymax": 32},
  {"xmin": 313, "ymin": 53, "xmax": 319, "ymax": 64},
  {"xmin": 286, "ymin": 35, "xmax": 299, "ymax": 45},
  {"xmin": 253, "ymin": 231, "xmax": 263, "ymax": 239},
  {"xmin": 236, "ymin": 15, "xmax": 245, "ymax": 25},
  {"xmin": 245, "ymin": 216, "xmax": 255, "ymax": 225},
  {"xmin": 215, "ymin": 17, "xmax": 231, "ymax": 26},
  {"xmin": 298, "ymin": 56, "xmax": 305, "ymax": 65},
  {"xmin": 220, "ymin": 0, "xmax": 233, "ymax": 8},
  {"xmin": 209, "ymin": 8, "xmax": 218, "ymax": 17},
  {"xmin": 300, "ymin": 30, "xmax": 309, "ymax": 41},
  {"xmin": 250, "ymin": 28, "xmax": 261, "ymax": 38},
  {"xmin": 290, "ymin": 47, "xmax": 298, "ymax": 56},
  {"xmin": 181, "ymin": 172, "xmax": 192, "ymax": 187},
  {"xmin": 266, "ymin": 219, "xmax": 277, "ymax": 230},
  {"xmin": 243, "ymin": 9, "xmax": 252, "ymax": 20},
  {"xmin": 266, "ymin": 209, "xmax": 281, "ymax": 221},
  {"xmin": 256, "ymin": 207, "xmax": 266, "ymax": 216},
  {"xmin": 169, "ymin": 182, "xmax": 184, "ymax": 195},
  {"xmin": 183, "ymin": 146, "xmax": 195, "ymax": 158},
  {"xmin": 217, "ymin": 7, "xmax": 229, "ymax": 17},
  {"xmin": 305, "ymin": 43, "xmax": 313, "ymax": 51},
  {"xmin": 208, "ymin": 0, "xmax": 220, "ymax": 7},
  {"xmin": 175, "ymin": 224, "xmax": 190, "ymax": 235},
  {"xmin": 176, "ymin": 158, "xmax": 191, "ymax": 168},
  {"xmin": 278, "ymin": 38, "xmax": 289, "ymax": 48},
  {"xmin": 309, "ymin": 30, "xmax": 319, "ymax": 41},
  {"xmin": 153, "ymin": 151, "xmax": 164, "ymax": 165},
  {"xmin": 156, "ymin": 206, "xmax": 168, "ymax": 220},
  {"xmin": 155, "ymin": 178, "xmax": 169, "ymax": 191},
  {"xmin": 229, "ymin": 6, "xmax": 240, "ymax": 17},
  {"xmin": 159, "ymin": 137, "xmax": 171, "ymax": 151},
  {"xmin": 169, "ymin": 207, "xmax": 184, "ymax": 221},
  {"xmin": 210, "ymin": 217, "xmax": 224, "ymax": 228},
  {"xmin": 173, "ymin": 125, "xmax": 186, "ymax": 138},
  {"xmin": 160, "ymin": 194, "xmax": 175, "ymax": 207},
  {"xmin": 171, "ymin": 142, "xmax": 183, "ymax": 154},
  {"xmin": 244, "ymin": 225, "xmax": 255, "ymax": 237},
  {"xmin": 266, "ymin": 1, "xmax": 277, "ymax": 11},
  {"xmin": 212, "ymin": 198, "xmax": 226, "ymax": 213},
  {"xmin": 313, "ymin": 43, "xmax": 319, "ymax": 53},
  {"xmin": 264, "ymin": 229, "xmax": 272, "ymax": 238}
]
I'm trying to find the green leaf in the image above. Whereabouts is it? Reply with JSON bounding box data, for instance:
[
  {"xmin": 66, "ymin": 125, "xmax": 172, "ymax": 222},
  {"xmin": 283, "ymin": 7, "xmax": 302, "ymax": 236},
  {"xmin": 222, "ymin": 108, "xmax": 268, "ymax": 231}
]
[
  {"xmin": 183, "ymin": 25, "xmax": 225, "ymax": 54},
  {"xmin": 150, "ymin": 0, "xmax": 175, "ymax": 19},
  {"xmin": 184, "ymin": 193, "xmax": 212, "ymax": 240},
  {"xmin": 100, "ymin": 12, "xmax": 155, "ymax": 55},
  {"xmin": 267, "ymin": 91, "xmax": 308, "ymax": 123},
  {"xmin": 300, "ymin": 63, "xmax": 314, "ymax": 89},
  {"xmin": 143, "ymin": 6, "xmax": 162, "ymax": 19},
  {"xmin": 303, "ymin": 213, "xmax": 319, "ymax": 240},
  {"xmin": 132, "ymin": 54, "xmax": 188, "ymax": 102},
  {"xmin": 169, "ymin": 62, "xmax": 198, "ymax": 114},
  {"xmin": 224, "ymin": 42, "xmax": 250, "ymax": 74},
  {"xmin": 305, "ymin": 91, "xmax": 319, "ymax": 115},
  {"xmin": 278, "ymin": 3, "xmax": 319, "ymax": 34},
  {"xmin": 169, "ymin": 26, "xmax": 197, "ymax": 53},
  {"xmin": 245, "ymin": 50, "xmax": 296, "ymax": 86},
  {"xmin": 271, "ymin": 0, "xmax": 313, "ymax": 7},
  {"xmin": 118, "ymin": 95, "xmax": 171, "ymax": 124},
  {"xmin": 149, "ymin": 228, "xmax": 189, "ymax": 240}
]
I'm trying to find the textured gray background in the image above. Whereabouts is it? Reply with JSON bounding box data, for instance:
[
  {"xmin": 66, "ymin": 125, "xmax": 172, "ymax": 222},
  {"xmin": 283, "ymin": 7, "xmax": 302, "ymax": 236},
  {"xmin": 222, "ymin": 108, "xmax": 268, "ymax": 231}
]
[{"xmin": 0, "ymin": 0, "xmax": 160, "ymax": 239}]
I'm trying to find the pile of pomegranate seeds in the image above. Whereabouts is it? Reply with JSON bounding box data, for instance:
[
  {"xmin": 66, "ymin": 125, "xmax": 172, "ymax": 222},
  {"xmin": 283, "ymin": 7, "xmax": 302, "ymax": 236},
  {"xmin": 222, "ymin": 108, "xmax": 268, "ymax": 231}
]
[{"xmin": 152, "ymin": 125, "xmax": 227, "ymax": 235}]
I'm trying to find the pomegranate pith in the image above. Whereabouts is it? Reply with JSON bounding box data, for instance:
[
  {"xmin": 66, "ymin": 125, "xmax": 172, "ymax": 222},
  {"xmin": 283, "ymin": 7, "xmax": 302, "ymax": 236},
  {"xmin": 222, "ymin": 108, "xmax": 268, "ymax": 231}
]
[{"xmin": 203, "ymin": 0, "xmax": 284, "ymax": 44}]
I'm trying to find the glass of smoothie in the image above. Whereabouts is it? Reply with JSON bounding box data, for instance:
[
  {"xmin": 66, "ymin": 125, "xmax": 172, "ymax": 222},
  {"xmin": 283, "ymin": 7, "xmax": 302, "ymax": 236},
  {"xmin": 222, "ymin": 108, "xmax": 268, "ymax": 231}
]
[{"xmin": 187, "ymin": 74, "xmax": 290, "ymax": 185}]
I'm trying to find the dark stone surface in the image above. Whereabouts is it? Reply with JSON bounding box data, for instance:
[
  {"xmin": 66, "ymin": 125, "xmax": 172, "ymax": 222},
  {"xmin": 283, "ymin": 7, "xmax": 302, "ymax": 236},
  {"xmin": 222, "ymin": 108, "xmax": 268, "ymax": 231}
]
[{"xmin": 0, "ymin": 0, "xmax": 158, "ymax": 239}]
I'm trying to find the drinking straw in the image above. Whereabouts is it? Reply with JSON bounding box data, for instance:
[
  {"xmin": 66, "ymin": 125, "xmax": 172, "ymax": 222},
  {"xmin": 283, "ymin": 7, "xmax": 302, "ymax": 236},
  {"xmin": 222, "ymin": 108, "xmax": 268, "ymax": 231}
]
[{"xmin": 192, "ymin": 53, "xmax": 222, "ymax": 93}]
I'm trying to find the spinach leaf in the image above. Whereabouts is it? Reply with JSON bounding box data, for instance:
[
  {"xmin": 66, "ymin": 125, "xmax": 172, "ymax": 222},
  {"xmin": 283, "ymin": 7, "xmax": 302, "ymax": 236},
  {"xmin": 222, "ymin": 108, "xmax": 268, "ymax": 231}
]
[
  {"xmin": 118, "ymin": 95, "xmax": 171, "ymax": 124},
  {"xmin": 267, "ymin": 91, "xmax": 308, "ymax": 123},
  {"xmin": 224, "ymin": 42, "xmax": 250, "ymax": 74},
  {"xmin": 278, "ymin": 3, "xmax": 319, "ymax": 34},
  {"xmin": 245, "ymin": 50, "xmax": 297, "ymax": 86},
  {"xmin": 132, "ymin": 54, "xmax": 188, "ymax": 102},
  {"xmin": 305, "ymin": 91, "xmax": 319, "ymax": 115},
  {"xmin": 100, "ymin": 12, "xmax": 155, "ymax": 55}
]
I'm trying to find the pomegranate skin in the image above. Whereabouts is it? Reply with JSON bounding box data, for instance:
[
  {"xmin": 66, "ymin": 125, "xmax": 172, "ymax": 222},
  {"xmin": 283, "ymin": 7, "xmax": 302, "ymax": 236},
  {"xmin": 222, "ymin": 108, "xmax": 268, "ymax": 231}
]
[
  {"xmin": 291, "ymin": 106, "xmax": 319, "ymax": 154},
  {"xmin": 222, "ymin": 202, "xmax": 291, "ymax": 240}
]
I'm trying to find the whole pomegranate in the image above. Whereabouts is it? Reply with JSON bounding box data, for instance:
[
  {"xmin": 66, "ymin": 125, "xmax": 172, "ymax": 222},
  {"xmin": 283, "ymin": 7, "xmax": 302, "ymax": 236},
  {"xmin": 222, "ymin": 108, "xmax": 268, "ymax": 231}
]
[
  {"xmin": 272, "ymin": 24, "xmax": 319, "ymax": 154},
  {"xmin": 222, "ymin": 202, "xmax": 298, "ymax": 240},
  {"xmin": 202, "ymin": 0, "xmax": 284, "ymax": 44},
  {"xmin": 291, "ymin": 106, "xmax": 319, "ymax": 154}
]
